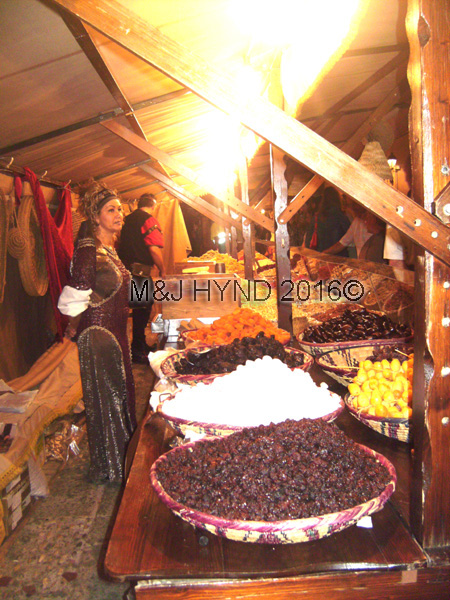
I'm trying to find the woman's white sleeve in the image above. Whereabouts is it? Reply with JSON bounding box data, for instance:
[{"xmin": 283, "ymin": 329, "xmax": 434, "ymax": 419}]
[{"xmin": 57, "ymin": 286, "xmax": 92, "ymax": 317}]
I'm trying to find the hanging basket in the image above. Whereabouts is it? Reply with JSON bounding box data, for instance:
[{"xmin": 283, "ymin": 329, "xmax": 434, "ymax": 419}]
[
  {"xmin": 7, "ymin": 226, "xmax": 27, "ymax": 259},
  {"xmin": 17, "ymin": 194, "xmax": 48, "ymax": 297}
]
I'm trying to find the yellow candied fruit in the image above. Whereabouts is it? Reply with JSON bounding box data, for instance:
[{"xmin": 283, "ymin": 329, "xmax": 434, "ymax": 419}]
[
  {"xmin": 363, "ymin": 360, "xmax": 373, "ymax": 370},
  {"xmin": 391, "ymin": 358, "xmax": 402, "ymax": 372},
  {"xmin": 348, "ymin": 383, "xmax": 361, "ymax": 396},
  {"xmin": 355, "ymin": 369, "xmax": 368, "ymax": 384},
  {"xmin": 373, "ymin": 361, "xmax": 382, "ymax": 371},
  {"xmin": 361, "ymin": 380, "xmax": 373, "ymax": 394},
  {"xmin": 375, "ymin": 404, "xmax": 388, "ymax": 417},
  {"xmin": 357, "ymin": 393, "xmax": 370, "ymax": 408}
]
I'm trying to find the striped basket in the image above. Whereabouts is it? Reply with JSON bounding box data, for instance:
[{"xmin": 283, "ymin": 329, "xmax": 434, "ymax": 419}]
[
  {"xmin": 150, "ymin": 439, "xmax": 396, "ymax": 544},
  {"xmin": 344, "ymin": 394, "xmax": 411, "ymax": 443},
  {"xmin": 160, "ymin": 346, "xmax": 314, "ymax": 387},
  {"xmin": 156, "ymin": 396, "xmax": 345, "ymax": 438},
  {"xmin": 297, "ymin": 333, "xmax": 413, "ymax": 358},
  {"xmin": 315, "ymin": 342, "xmax": 413, "ymax": 387}
]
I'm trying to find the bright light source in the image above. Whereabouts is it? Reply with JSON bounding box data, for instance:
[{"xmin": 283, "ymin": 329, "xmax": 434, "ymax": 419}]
[{"xmin": 218, "ymin": 232, "xmax": 227, "ymax": 243}]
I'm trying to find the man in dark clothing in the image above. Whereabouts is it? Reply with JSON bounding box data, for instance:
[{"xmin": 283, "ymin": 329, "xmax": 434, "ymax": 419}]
[{"xmin": 118, "ymin": 193, "xmax": 165, "ymax": 363}]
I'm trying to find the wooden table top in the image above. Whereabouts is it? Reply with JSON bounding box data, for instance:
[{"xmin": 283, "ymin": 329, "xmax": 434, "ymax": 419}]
[{"xmin": 105, "ymin": 393, "xmax": 426, "ymax": 583}]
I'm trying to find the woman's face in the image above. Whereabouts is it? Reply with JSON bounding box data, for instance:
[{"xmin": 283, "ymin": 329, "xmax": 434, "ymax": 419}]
[{"xmin": 96, "ymin": 198, "xmax": 124, "ymax": 235}]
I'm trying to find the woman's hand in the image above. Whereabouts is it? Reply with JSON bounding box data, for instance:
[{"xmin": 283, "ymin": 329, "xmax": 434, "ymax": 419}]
[{"xmin": 64, "ymin": 316, "xmax": 81, "ymax": 340}]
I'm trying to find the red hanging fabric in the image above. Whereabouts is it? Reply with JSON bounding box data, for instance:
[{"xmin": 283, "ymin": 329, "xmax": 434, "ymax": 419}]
[
  {"xmin": 309, "ymin": 215, "xmax": 318, "ymax": 250},
  {"xmin": 23, "ymin": 168, "xmax": 71, "ymax": 340},
  {"xmin": 54, "ymin": 184, "xmax": 74, "ymax": 257}
]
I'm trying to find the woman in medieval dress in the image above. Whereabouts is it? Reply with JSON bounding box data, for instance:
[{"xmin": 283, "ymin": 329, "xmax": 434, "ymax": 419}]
[{"xmin": 58, "ymin": 182, "xmax": 136, "ymax": 483}]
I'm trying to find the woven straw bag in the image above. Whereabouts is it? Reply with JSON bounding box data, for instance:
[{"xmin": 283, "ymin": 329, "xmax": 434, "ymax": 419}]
[
  {"xmin": 7, "ymin": 202, "xmax": 27, "ymax": 259},
  {"xmin": 17, "ymin": 194, "xmax": 48, "ymax": 297}
]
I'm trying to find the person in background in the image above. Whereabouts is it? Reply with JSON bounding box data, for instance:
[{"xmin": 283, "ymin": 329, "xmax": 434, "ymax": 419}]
[
  {"xmin": 359, "ymin": 211, "xmax": 387, "ymax": 263},
  {"xmin": 322, "ymin": 202, "xmax": 372, "ymax": 258},
  {"xmin": 303, "ymin": 187, "xmax": 350, "ymax": 256},
  {"xmin": 118, "ymin": 192, "xmax": 165, "ymax": 364},
  {"xmin": 58, "ymin": 182, "xmax": 136, "ymax": 484}
]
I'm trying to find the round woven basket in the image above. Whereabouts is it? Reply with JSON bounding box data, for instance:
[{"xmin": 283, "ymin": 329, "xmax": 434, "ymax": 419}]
[
  {"xmin": 344, "ymin": 394, "xmax": 411, "ymax": 443},
  {"xmin": 157, "ymin": 395, "xmax": 345, "ymax": 438},
  {"xmin": 7, "ymin": 225, "xmax": 27, "ymax": 259},
  {"xmin": 17, "ymin": 194, "xmax": 48, "ymax": 297},
  {"xmin": 150, "ymin": 439, "xmax": 396, "ymax": 544},
  {"xmin": 297, "ymin": 333, "xmax": 413, "ymax": 358},
  {"xmin": 161, "ymin": 346, "xmax": 314, "ymax": 387},
  {"xmin": 315, "ymin": 342, "xmax": 413, "ymax": 387}
]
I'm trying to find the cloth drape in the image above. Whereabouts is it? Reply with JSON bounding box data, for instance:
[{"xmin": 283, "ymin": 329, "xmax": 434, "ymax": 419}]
[
  {"xmin": 22, "ymin": 168, "xmax": 72, "ymax": 339},
  {"xmin": 54, "ymin": 186, "xmax": 74, "ymax": 257}
]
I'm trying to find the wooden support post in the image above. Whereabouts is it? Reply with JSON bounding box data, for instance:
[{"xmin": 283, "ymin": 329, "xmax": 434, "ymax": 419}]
[
  {"xmin": 271, "ymin": 146, "xmax": 292, "ymax": 335},
  {"xmin": 407, "ymin": 0, "xmax": 450, "ymax": 549},
  {"xmin": 227, "ymin": 185, "xmax": 238, "ymax": 259},
  {"xmin": 238, "ymin": 159, "xmax": 254, "ymax": 281}
]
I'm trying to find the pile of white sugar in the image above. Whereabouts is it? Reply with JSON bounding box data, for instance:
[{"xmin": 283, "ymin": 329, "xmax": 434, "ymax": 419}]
[{"xmin": 159, "ymin": 356, "xmax": 341, "ymax": 427}]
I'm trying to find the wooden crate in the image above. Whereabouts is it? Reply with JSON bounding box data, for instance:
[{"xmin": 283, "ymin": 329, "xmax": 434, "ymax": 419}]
[{"xmin": 161, "ymin": 273, "xmax": 240, "ymax": 319}]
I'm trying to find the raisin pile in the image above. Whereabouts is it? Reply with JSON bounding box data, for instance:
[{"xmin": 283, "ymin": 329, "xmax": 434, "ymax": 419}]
[
  {"xmin": 175, "ymin": 332, "xmax": 304, "ymax": 375},
  {"xmin": 155, "ymin": 419, "xmax": 392, "ymax": 522}
]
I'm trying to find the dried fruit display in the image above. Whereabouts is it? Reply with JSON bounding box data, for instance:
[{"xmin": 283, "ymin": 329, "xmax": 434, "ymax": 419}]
[
  {"xmin": 302, "ymin": 308, "xmax": 412, "ymax": 343},
  {"xmin": 154, "ymin": 419, "xmax": 392, "ymax": 522},
  {"xmin": 347, "ymin": 354, "xmax": 414, "ymax": 419},
  {"xmin": 175, "ymin": 333, "xmax": 305, "ymax": 375},
  {"xmin": 186, "ymin": 307, "xmax": 291, "ymax": 345}
]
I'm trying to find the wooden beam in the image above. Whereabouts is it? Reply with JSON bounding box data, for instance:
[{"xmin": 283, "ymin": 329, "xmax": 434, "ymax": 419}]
[
  {"xmin": 343, "ymin": 43, "xmax": 409, "ymax": 59},
  {"xmin": 249, "ymin": 177, "xmax": 271, "ymax": 206},
  {"xmin": 271, "ymin": 146, "xmax": 292, "ymax": 334},
  {"xmin": 238, "ymin": 158, "xmax": 254, "ymax": 280},
  {"xmin": 139, "ymin": 163, "xmax": 242, "ymax": 231},
  {"xmin": 279, "ymin": 83, "xmax": 404, "ymax": 223},
  {"xmin": 313, "ymin": 49, "xmax": 408, "ymax": 123},
  {"xmin": 0, "ymin": 88, "xmax": 189, "ymax": 156},
  {"xmin": 51, "ymin": 0, "xmax": 450, "ymax": 267},
  {"xmin": 102, "ymin": 119, "xmax": 273, "ymax": 232},
  {"xmin": 60, "ymin": 11, "xmax": 147, "ymax": 140},
  {"xmin": 407, "ymin": 0, "xmax": 450, "ymax": 549}
]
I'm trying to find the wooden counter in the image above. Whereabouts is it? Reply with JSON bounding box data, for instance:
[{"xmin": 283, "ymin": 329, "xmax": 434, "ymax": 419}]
[{"xmin": 105, "ymin": 370, "xmax": 450, "ymax": 599}]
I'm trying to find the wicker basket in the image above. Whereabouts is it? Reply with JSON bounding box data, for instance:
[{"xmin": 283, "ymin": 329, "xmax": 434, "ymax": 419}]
[
  {"xmin": 17, "ymin": 194, "xmax": 48, "ymax": 297},
  {"xmin": 297, "ymin": 333, "xmax": 413, "ymax": 358},
  {"xmin": 160, "ymin": 346, "xmax": 314, "ymax": 387},
  {"xmin": 344, "ymin": 394, "xmax": 411, "ymax": 443},
  {"xmin": 150, "ymin": 439, "xmax": 396, "ymax": 544},
  {"xmin": 315, "ymin": 342, "xmax": 413, "ymax": 387},
  {"xmin": 157, "ymin": 396, "xmax": 345, "ymax": 438}
]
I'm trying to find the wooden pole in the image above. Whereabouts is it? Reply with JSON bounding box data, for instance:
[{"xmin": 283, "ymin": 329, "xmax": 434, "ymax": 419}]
[
  {"xmin": 271, "ymin": 146, "xmax": 292, "ymax": 334},
  {"xmin": 407, "ymin": 0, "xmax": 450, "ymax": 549}
]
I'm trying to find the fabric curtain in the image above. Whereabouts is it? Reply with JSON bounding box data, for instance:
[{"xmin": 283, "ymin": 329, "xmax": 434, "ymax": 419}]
[{"xmin": 22, "ymin": 168, "xmax": 72, "ymax": 339}]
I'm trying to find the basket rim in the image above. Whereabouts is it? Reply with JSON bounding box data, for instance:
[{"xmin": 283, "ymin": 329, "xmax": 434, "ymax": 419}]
[
  {"xmin": 160, "ymin": 345, "xmax": 314, "ymax": 384},
  {"xmin": 298, "ymin": 333, "xmax": 414, "ymax": 352},
  {"xmin": 150, "ymin": 439, "xmax": 396, "ymax": 537},
  {"xmin": 344, "ymin": 393, "xmax": 411, "ymax": 425},
  {"xmin": 157, "ymin": 395, "xmax": 345, "ymax": 435}
]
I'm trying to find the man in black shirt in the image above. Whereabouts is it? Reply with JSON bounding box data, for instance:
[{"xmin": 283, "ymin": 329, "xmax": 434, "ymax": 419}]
[{"xmin": 118, "ymin": 193, "xmax": 165, "ymax": 363}]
